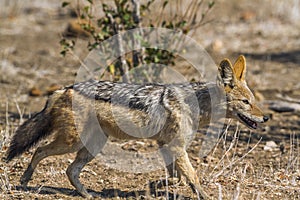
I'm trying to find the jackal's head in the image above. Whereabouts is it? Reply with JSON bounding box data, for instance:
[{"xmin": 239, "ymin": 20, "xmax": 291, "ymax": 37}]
[{"xmin": 217, "ymin": 55, "xmax": 269, "ymax": 129}]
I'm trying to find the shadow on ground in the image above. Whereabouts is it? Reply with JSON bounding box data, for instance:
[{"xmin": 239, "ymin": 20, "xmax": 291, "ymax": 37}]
[
  {"xmin": 15, "ymin": 183, "xmax": 190, "ymax": 199},
  {"xmin": 240, "ymin": 50, "xmax": 300, "ymax": 64}
]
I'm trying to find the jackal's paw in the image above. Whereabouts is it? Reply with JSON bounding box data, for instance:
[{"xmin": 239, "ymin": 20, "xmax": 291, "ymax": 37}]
[
  {"xmin": 20, "ymin": 176, "xmax": 30, "ymax": 187},
  {"xmin": 190, "ymin": 184, "xmax": 212, "ymax": 200},
  {"xmin": 167, "ymin": 177, "xmax": 188, "ymax": 187},
  {"xmin": 156, "ymin": 177, "xmax": 187, "ymax": 188},
  {"xmin": 166, "ymin": 177, "xmax": 180, "ymax": 186},
  {"xmin": 82, "ymin": 193, "xmax": 93, "ymax": 199},
  {"xmin": 199, "ymin": 191, "xmax": 212, "ymax": 200},
  {"xmin": 20, "ymin": 166, "xmax": 34, "ymax": 186},
  {"xmin": 78, "ymin": 189, "xmax": 94, "ymax": 199}
]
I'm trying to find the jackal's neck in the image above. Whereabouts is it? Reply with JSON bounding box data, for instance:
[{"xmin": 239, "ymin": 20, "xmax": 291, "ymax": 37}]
[{"xmin": 192, "ymin": 83, "xmax": 227, "ymax": 127}]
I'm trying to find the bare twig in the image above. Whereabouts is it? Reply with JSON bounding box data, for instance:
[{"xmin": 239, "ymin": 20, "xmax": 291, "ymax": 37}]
[
  {"xmin": 131, "ymin": 0, "xmax": 145, "ymax": 67},
  {"xmin": 212, "ymin": 137, "xmax": 262, "ymax": 179},
  {"xmin": 69, "ymin": 50, "xmax": 94, "ymax": 78},
  {"xmin": 14, "ymin": 100, "xmax": 23, "ymax": 124},
  {"xmin": 107, "ymin": 12, "xmax": 130, "ymax": 82},
  {"xmin": 210, "ymin": 120, "xmax": 232, "ymax": 156},
  {"xmin": 233, "ymin": 183, "xmax": 240, "ymax": 200},
  {"xmin": 116, "ymin": 30, "xmax": 130, "ymax": 82},
  {"xmin": 131, "ymin": 0, "xmax": 141, "ymax": 24},
  {"xmin": 216, "ymin": 182, "xmax": 223, "ymax": 200}
]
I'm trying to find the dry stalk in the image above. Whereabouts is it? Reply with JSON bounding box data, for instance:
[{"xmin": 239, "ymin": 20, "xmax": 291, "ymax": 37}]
[
  {"xmin": 213, "ymin": 137, "xmax": 262, "ymax": 179},
  {"xmin": 131, "ymin": 0, "xmax": 145, "ymax": 67}
]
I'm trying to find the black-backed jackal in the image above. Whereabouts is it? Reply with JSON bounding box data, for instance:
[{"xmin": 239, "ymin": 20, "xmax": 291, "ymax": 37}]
[{"xmin": 6, "ymin": 56, "xmax": 268, "ymax": 199}]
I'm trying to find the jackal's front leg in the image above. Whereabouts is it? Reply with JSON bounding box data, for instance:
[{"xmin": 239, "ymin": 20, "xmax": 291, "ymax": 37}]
[
  {"xmin": 66, "ymin": 147, "xmax": 95, "ymax": 199},
  {"xmin": 175, "ymin": 151, "xmax": 211, "ymax": 200},
  {"xmin": 159, "ymin": 148, "xmax": 184, "ymax": 186},
  {"xmin": 160, "ymin": 141, "xmax": 210, "ymax": 199}
]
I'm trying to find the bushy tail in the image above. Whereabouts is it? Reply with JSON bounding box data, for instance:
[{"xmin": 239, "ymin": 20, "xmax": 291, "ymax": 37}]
[
  {"xmin": 5, "ymin": 90, "xmax": 64, "ymax": 162},
  {"xmin": 5, "ymin": 104, "xmax": 52, "ymax": 162}
]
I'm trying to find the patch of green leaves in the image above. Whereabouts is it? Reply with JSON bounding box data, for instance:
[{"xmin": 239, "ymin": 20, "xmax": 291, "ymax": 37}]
[{"xmin": 60, "ymin": 0, "xmax": 215, "ymax": 80}]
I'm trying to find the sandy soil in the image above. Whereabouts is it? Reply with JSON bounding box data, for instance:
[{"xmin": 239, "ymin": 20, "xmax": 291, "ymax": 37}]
[{"xmin": 0, "ymin": 0, "xmax": 300, "ymax": 199}]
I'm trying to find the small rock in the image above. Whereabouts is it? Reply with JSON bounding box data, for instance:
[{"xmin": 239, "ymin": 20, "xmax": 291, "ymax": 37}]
[
  {"xmin": 211, "ymin": 39, "xmax": 223, "ymax": 52},
  {"xmin": 264, "ymin": 141, "xmax": 277, "ymax": 151},
  {"xmin": 240, "ymin": 11, "xmax": 256, "ymax": 21},
  {"xmin": 268, "ymin": 100, "xmax": 300, "ymax": 112}
]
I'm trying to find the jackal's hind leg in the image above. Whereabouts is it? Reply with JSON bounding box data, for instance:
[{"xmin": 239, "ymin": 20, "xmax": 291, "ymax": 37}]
[
  {"xmin": 20, "ymin": 138, "xmax": 80, "ymax": 187},
  {"xmin": 66, "ymin": 147, "xmax": 95, "ymax": 199}
]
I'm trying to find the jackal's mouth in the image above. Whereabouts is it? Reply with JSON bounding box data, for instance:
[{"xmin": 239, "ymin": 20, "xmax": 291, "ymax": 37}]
[{"xmin": 237, "ymin": 113, "xmax": 257, "ymax": 129}]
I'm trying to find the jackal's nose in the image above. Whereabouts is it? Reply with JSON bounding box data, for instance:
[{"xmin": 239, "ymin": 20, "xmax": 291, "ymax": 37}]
[{"xmin": 263, "ymin": 116, "xmax": 269, "ymax": 122}]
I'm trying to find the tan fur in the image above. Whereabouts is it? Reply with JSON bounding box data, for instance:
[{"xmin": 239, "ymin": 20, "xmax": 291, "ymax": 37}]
[{"xmin": 6, "ymin": 56, "xmax": 268, "ymax": 199}]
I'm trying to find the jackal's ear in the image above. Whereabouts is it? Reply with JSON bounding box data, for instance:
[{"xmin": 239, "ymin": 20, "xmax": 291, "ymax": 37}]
[
  {"xmin": 233, "ymin": 55, "xmax": 246, "ymax": 81},
  {"xmin": 218, "ymin": 58, "xmax": 235, "ymax": 90}
]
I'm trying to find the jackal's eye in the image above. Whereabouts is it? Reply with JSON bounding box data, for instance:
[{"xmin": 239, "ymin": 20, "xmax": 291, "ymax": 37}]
[{"xmin": 242, "ymin": 99, "xmax": 250, "ymax": 104}]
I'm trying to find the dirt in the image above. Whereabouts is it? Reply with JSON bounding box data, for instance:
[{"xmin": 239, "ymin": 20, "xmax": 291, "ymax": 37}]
[{"xmin": 0, "ymin": 0, "xmax": 300, "ymax": 199}]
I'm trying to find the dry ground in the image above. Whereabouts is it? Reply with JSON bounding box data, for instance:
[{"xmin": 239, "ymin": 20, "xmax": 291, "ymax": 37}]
[{"xmin": 0, "ymin": 0, "xmax": 300, "ymax": 199}]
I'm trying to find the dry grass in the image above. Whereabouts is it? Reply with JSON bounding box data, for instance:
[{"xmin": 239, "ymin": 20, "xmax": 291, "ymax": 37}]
[{"xmin": 195, "ymin": 123, "xmax": 300, "ymax": 199}]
